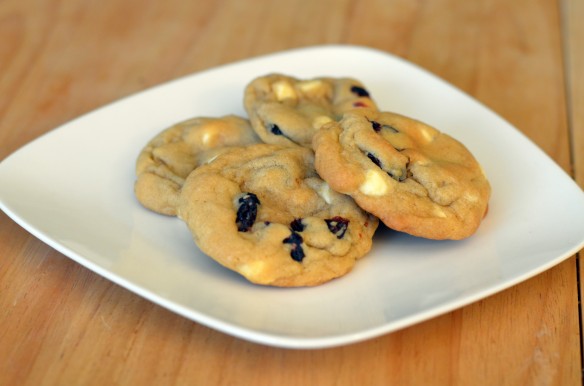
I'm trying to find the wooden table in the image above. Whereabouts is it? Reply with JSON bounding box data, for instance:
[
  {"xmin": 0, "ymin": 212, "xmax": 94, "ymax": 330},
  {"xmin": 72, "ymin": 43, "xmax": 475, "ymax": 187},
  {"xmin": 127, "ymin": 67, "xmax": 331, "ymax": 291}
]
[{"xmin": 1, "ymin": 0, "xmax": 583, "ymax": 384}]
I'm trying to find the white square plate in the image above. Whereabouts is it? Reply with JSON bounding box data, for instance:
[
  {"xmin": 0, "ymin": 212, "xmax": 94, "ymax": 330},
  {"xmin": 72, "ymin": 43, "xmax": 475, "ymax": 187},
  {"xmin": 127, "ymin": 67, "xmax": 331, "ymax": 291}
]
[{"xmin": 2, "ymin": 45, "xmax": 584, "ymax": 349}]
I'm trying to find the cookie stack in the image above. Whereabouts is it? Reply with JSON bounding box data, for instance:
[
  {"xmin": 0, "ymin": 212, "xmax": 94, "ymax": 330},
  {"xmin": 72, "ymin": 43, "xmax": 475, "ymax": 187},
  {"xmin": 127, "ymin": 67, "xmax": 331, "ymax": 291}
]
[{"xmin": 134, "ymin": 74, "xmax": 491, "ymax": 287}]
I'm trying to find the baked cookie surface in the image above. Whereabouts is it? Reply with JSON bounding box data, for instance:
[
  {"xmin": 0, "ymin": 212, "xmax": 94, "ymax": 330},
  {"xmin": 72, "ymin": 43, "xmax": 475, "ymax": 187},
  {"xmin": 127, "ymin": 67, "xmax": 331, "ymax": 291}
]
[
  {"xmin": 178, "ymin": 143, "xmax": 378, "ymax": 287},
  {"xmin": 313, "ymin": 109, "xmax": 491, "ymax": 240},
  {"xmin": 134, "ymin": 115, "xmax": 260, "ymax": 216},
  {"xmin": 244, "ymin": 74, "xmax": 378, "ymax": 148}
]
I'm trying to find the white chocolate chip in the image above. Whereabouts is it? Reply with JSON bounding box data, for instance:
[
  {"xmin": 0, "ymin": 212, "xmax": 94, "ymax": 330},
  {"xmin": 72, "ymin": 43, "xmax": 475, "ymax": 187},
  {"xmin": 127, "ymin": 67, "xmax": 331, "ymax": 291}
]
[
  {"xmin": 312, "ymin": 115, "xmax": 333, "ymax": 129},
  {"xmin": 272, "ymin": 80, "xmax": 297, "ymax": 101},
  {"xmin": 239, "ymin": 261, "xmax": 265, "ymax": 278},
  {"xmin": 298, "ymin": 80, "xmax": 323, "ymax": 93},
  {"xmin": 318, "ymin": 182, "xmax": 334, "ymax": 204},
  {"xmin": 463, "ymin": 192, "xmax": 479, "ymax": 202},
  {"xmin": 432, "ymin": 206, "xmax": 447, "ymax": 218},
  {"xmin": 419, "ymin": 127, "xmax": 436, "ymax": 142},
  {"xmin": 359, "ymin": 169, "xmax": 389, "ymax": 196},
  {"xmin": 201, "ymin": 131, "xmax": 213, "ymax": 146},
  {"xmin": 202, "ymin": 153, "xmax": 220, "ymax": 164}
]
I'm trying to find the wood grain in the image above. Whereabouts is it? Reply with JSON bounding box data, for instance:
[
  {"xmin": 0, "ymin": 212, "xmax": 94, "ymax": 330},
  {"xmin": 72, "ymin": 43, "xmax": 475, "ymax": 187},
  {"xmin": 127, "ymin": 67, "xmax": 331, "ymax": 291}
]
[
  {"xmin": 564, "ymin": 0, "xmax": 584, "ymax": 187},
  {"xmin": 0, "ymin": 0, "xmax": 582, "ymax": 385},
  {"xmin": 564, "ymin": 0, "xmax": 584, "ymax": 365}
]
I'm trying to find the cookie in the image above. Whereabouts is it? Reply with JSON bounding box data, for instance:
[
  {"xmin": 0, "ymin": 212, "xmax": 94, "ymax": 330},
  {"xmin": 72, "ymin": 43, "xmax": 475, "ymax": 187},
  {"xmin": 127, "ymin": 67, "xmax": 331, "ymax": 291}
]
[
  {"xmin": 177, "ymin": 144, "xmax": 378, "ymax": 287},
  {"xmin": 243, "ymin": 74, "xmax": 378, "ymax": 148},
  {"xmin": 134, "ymin": 115, "xmax": 260, "ymax": 216},
  {"xmin": 313, "ymin": 109, "xmax": 491, "ymax": 240}
]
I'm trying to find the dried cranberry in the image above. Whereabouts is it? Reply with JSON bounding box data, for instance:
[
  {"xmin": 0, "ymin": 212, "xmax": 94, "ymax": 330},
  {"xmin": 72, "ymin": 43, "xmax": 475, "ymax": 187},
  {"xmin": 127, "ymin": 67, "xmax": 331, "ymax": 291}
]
[
  {"xmin": 350, "ymin": 86, "xmax": 370, "ymax": 97},
  {"xmin": 367, "ymin": 152, "xmax": 382, "ymax": 168},
  {"xmin": 325, "ymin": 216, "xmax": 350, "ymax": 239},
  {"xmin": 370, "ymin": 119, "xmax": 398, "ymax": 133},
  {"xmin": 283, "ymin": 232, "xmax": 305, "ymax": 262},
  {"xmin": 236, "ymin": 193, "xmax": 260, "ymax": 232},
  {"xmin": 371, "ymin": 121, "xmax": 382, "ymax": 132},
  {"xmin": 290, "ymin": 218, "xmax": 305, "ymax": 232},
  {"xmin": 269, "ymin": 124, "xmax": 283, "ymax": 135}
]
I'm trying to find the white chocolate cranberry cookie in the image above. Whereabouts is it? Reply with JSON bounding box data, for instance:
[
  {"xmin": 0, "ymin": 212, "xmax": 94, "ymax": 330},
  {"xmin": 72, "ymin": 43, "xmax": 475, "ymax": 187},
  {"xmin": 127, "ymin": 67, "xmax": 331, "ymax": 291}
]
[
  {"xmin": 243, "ymin": 74, "xmax": 378, "ymax": 148},
  {"xmin": 134, "ymin": 115, "xmax": 260, "ymax": 216},
  {"xmin": 177, "ymin": 144, "xmax": 378, "ymax": 287},
  {"xmin": 313, "ymin": 109, "xmax": 491, "ymax": 240}
]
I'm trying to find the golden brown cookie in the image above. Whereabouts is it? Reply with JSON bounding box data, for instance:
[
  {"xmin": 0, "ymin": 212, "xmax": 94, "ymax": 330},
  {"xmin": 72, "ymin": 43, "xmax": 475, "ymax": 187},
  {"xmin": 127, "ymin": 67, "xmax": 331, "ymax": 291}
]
[
  {"xmin": 243, "ymin": 74, "xmax": 378, "ymax": 148},
  {"xmin": 177, "ymin": 144, "xmax": 378, "ymax": 287},
  {"xmin": 313, "ymin": 109, "xmax": 491, "ymax": 240},
  {"xmin": 134, "ymin": 115, "xmax": 260, "ymax": 216}
]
